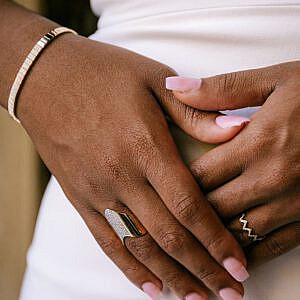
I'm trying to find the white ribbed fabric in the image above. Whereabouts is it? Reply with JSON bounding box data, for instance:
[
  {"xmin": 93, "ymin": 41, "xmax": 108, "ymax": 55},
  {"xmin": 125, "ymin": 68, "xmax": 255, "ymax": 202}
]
[{"xmin": 20, "ymin": 1, "xmax": 300, "ymax": 300}]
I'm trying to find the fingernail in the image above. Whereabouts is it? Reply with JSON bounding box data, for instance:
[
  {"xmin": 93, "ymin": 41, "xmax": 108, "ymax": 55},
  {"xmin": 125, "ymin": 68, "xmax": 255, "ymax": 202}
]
[
  {"xmin": 185, "ymin": 292, "xmax": 207, "ymax": 300},
  {"xmin": 215, "ymin": 115, "xmax": 250, "ymax": 129},
  {"xmin": 219, "ymin": 288, "xmax": 243, "ymax": 300},
  {"xmin": 223, "ymin": 257, "xmax": 250, "ymax": 282},
  {"xmin": 142, "ymin": 282, "xmax": 162, "ymax": 300},
  {"xmin": 166, "ymin": 76, "xmax": 202, "ymax": 92}
]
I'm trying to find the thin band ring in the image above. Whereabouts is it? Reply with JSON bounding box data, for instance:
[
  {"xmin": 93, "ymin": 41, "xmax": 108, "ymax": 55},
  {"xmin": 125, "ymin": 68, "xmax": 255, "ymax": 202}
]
[
  {"xmin": 104, "ymin": 208, "xmax": 147, "ymax": 244},
  {"xmin": 239, "ymin": 213, "xmax": 265, "ymax": 242}
]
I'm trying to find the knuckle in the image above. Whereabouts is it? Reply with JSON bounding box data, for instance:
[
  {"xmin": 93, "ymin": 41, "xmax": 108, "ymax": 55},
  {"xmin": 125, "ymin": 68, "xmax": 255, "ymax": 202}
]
[
  {"xmin": 215, "ymin": 72, "xmax": 240, "ymax": 106},
  {"xmin": 158, "ymin": 230, "xmax": 185, "ymax": 256},
  {"xmin": 190, "ymin": 160, "xmax": 207, "ymax": 180},
  {"xmin": 205, "ymin": 231, "xmax": 229, "ymax": 254},
  {"xmin": 183, "ymin": 107, "xmax": 211, "ymax": 139},
  {"xmin": 262, "ymin": 159, "xmax": 290, "ymax": 194},
  {"xmin": 195, "ymin": 265, "xmax": 219, "ymax": 284},
  {"xmin": 253, "ymin": 119, "xmax": 274, "ymax": 141},
  {"xmin": 289, "ymin": 223, "xmax": 300, "ymax": 243},
  {"xmin": 103, "ymin": 155, "xmax": 121, "ymax": 175},
  {"xmin": 264, "ymin": 237, "xmax": 285, "ymax": 257},
  {"xmin": 207, "ymin": 190, "xmax": 223, "ymax": 208},
  {"xmin": 164, "ymin": 271, "xmax": 183, "ymax": 288},
  {"xmin": 67, "ymin": 171, "xmax": 106, "ymax": 203},
  {"xmin": 207, "ymin": 191, "xmax": 233, "ymax": 219},
  {"xmin": 184, "ymin": 105, "xmax": 199, "ymax": 128},
  {"xmin": 136, "ymin": 131, "xmax": 158, "ymax": 156},
  {"xmin": 120, "ymin": 262, "xmax": 145, "ymax": 284},
  {"xmin": 276, "ymin": 158, "xmax": 299, "ymax": 189},
  {"xmin": 293, "ymin": 222, "xmax": 300, "ymax": 236},
  {"xmin": 124, "ymin": 264, "xmax": 140, "ymax": 278},
  {"xmin": 102, "ymin": 153, "xmax": 130, "ymax": 184},
  {"xmin": 127, "ymin": 235, "xmax": 155, "ymax": 262},
  {"xmin": 267, "ymin": 148, "xmax": 300, "ymax": 193},
  {"xmin": 127, "ymin": 127, "xmax": 161, "ymax": 165},
  {"xmin": 287, "ymin": 166, "xmax": 300, "ymax": 188},
  {"xmin": 190, "ymin": 159, "xmax": 216, "ymax": 192},
  {"xmin": 122, "ymin": 125, "xmax": 169, "ymax": 177},
  {"xmin": 175, "ymin": 193, "xmax": 198, "ymax": 223},
  {"xmin": 98, "ymin": 236, "xmax": 120, "ymax": 258}
]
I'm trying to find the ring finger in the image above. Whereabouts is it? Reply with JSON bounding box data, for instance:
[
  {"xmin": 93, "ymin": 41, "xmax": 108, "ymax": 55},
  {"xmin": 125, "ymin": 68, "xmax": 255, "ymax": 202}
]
[
  {"xmin": 120, "ymin": 183, "xmax": 245, "ymax": 298},
  {"xmin": 80, "ymin": 204, "xmax": 163, "ymax": 299},
  {"xmin": 95, "ymin": 200, "xmax": 210, "ymax": 300},
  {"xmin": 228, "ymin": 194, "xmax": 300, "ymax": 247}
]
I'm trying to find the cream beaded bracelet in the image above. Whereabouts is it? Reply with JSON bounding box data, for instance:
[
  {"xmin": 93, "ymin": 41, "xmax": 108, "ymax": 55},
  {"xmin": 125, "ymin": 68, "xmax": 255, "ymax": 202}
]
[{"xmin": 8, "ymin": 27, "xmax": 78, "ymax": 123}]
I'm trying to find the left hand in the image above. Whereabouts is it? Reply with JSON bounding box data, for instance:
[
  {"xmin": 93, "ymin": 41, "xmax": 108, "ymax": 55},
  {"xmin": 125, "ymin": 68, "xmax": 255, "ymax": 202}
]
[{"xmin": 167, "ymin": 61, "xmax": 300, "ymax": 268}]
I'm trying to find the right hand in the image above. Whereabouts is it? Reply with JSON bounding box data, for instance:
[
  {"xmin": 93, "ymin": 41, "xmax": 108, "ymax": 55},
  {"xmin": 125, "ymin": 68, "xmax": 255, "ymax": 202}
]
[{"xmin": 17, "ymin": 33, "xmax": 247, "ymax": 299}]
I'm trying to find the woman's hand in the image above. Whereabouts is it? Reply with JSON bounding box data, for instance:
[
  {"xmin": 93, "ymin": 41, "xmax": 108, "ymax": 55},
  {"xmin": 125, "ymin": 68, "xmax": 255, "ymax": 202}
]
[
  {"xmin": 169, "ymin": 61, "xmax": 300, "ymax": 269},
  {"xmin": 13, "ymin": 32, "xmax": 250, "ymax": 299}
]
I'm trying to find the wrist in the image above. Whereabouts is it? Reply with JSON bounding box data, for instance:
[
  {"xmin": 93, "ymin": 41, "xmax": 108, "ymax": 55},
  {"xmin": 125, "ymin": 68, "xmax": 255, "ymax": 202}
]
[
  {"xmin": 16, "ymin": 32, "xmax": 82, "ymax": 126},
  {"xmin": 0, "ymin": 0, "xmax": 59, "ymax": 110},
  {"xmin": 7, "ymin": 27, "xmax": 78, "ymax": 123}
]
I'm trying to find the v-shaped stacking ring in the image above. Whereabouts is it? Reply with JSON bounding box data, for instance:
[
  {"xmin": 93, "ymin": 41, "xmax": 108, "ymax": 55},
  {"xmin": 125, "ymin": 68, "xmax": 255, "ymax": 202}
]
[{"xmin": 239, "ymin": 213, "xmax": 265, "ymax": 242}]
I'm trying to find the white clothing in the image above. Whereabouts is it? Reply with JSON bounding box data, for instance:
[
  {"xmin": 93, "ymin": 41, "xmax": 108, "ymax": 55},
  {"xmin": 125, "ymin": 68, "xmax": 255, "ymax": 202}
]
[{"xmin": 20, "ymin": 1, "xmax": 300, "ymax": 299}]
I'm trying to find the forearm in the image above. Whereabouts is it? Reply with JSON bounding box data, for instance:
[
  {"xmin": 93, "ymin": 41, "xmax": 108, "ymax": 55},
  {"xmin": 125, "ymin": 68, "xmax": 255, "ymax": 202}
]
[{"xmin": 0, "ymin": 0, "xmax": 59, "ymax": 110}]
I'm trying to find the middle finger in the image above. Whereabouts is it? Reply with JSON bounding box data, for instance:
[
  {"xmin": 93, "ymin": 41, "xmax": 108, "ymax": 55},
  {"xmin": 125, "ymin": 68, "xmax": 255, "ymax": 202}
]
[{"xmin": 121, "ymin": 182, "xmax": 245, "ymax": 298}]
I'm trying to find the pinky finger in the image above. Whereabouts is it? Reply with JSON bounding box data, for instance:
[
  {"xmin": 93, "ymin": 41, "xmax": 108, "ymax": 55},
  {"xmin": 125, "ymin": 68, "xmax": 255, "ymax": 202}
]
[
  {"xmin": 84, "ymin": 208, "xmax": 163, "ymax": 300},
  {"xmin": 246, "ymin": 222, "xmax": 300, "ymax": 269}
]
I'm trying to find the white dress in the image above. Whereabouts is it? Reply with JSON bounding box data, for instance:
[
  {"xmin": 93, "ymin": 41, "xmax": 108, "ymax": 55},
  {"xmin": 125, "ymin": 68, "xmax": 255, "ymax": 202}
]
[{"xmin": 20, "ymin": 1, "xmax": 300, "ymax": 299}]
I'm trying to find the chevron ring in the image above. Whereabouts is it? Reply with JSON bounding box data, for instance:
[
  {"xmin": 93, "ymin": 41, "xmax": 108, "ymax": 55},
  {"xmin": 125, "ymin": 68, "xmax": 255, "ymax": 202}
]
[{"xmin": 239, "ymin": 213, "xmax": 265, "ymax": 242}]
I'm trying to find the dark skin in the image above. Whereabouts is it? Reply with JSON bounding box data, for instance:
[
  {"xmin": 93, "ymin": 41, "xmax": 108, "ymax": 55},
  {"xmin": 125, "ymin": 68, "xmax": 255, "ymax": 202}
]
[
  {"xmin": 0, "ymin": 1, "xmax": 249, "ymax": 299},
  {"xmin": 173, "ymin": 62, "xmax": 300, "ymax": 268},
  {"xmin": 1, "ymin": 0, "xmax": 298, "ymax": 299}
]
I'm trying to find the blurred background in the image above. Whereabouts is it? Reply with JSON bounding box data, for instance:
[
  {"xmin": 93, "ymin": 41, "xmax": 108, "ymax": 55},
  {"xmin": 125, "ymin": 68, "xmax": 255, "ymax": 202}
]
[{"xmin": 0, "ymin": 1, "xmax": 97, "ymax": 299}]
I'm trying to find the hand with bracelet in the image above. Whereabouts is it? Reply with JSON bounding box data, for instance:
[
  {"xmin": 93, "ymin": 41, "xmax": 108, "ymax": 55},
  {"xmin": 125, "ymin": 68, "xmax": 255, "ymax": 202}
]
[
  {"xmin": 169, "ymin": 61, "xmax": 300, "ymax": 268},
  {"xmin": 0, "ymin": 1, "xmax": 252, "ymax": 300}
]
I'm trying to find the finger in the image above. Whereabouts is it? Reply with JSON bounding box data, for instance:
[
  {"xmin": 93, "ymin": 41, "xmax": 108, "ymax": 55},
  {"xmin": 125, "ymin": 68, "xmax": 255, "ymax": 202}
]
[
  {"xmin": 166, "ymin": 64, "xmax": 281, "ymax": 111},
  {"xmin": 206, "ymin": 173, "xmax": 265, "ymax": 221},
  {"xmin": 228, "ymin": 193, "xmax": 300, "ymax": 246},
  {"xmin": 205, "ymin": 155, "xmax": 297, "ymax": 220},
  {"xmin": 150, "ymin": 68, "xmax": 249, "ymax": 144},
  {"xmin": 82, "ymin": 206, "xmax": 163, "ymax": 299},
  {"xmin": 94, "ymin": 200, "xmax": 210, "ymax": 300},
  {"xmin": 189, "ymin": 136, "xmax": 245, "ymax": 193},
  {"xmin": 121, "ymin": 183, "xmax": 245, "ymax": 298},
  {"xmin": 246, "ymin": 222, "xmax": 300, "ymax": 269},
  {"xmin": 126, "ymin": 233, "xmax": 210, "ymax": 300},
  {"xmin": 134, "ymin": 97, "xmax": 247, "ymax": 276}
]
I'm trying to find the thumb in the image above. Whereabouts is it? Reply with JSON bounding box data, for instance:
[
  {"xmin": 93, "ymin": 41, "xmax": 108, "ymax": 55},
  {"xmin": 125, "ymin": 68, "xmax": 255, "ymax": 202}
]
[
  {"xmin": 166, "ymin": 65, "xmax": 280, "ymax": 111},
  {"xmin": 151, "ymin": 68, "xmax": 250, "ymax": 144}
]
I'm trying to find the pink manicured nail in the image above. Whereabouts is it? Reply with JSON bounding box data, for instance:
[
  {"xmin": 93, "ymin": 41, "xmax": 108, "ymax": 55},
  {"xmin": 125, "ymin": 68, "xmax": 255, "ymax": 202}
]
[
  {"xmin": 215, "ymin": 115, "xmax": 250, "ymax": 129},
  {"xmin": 142, "ymin": 282, "xmax": 162, "ymax": 300},
  {"xmin": 223, "ymin": 257, "xmax": 250, "ymax": 282},
  {"xmin": 219, "ymin": 288, "xmax": 243, "ymax": 300},
  {"xmin": 185, "ymin": 292, "xmax": 207, "ymax": 300},
  {"xmin": 166, "ymin": 76, "xmax": 202, "ymax": 92}
]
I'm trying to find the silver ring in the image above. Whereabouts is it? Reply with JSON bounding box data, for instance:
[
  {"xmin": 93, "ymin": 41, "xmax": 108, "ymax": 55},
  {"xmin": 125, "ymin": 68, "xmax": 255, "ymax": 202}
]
[
  {"xmin": 104, "ymin": 209, "xmax": 147, "ymax": 244},
  {"xmin": 239, "ymin": 213, "xmax": 265, "ymax": 242}
]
